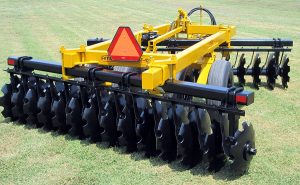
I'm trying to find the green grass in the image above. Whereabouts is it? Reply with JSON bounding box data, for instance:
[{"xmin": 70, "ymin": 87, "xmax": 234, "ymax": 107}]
[{"xmin": 0, "ymin": 0, "xmax": 300, "ymax": 184}]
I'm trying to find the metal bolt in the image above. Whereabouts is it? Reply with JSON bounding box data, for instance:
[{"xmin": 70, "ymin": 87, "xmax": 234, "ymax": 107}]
[{"xmin": 248, "ymin": 148, "xmax": 257, "ymax": 155}]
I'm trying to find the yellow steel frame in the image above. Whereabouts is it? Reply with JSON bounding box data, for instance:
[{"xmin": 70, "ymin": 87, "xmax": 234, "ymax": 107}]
[{"xmin": 60, "ymin": 9, "xmax": 236, "ymax": 90}]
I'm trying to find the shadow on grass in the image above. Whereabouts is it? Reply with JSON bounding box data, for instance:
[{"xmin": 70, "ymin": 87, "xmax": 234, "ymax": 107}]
[
  {"xmin": 2, "ymin": 118, "xmax": 243, "ymax": 181},
  {"xmin": 127, "ymin": 147, "xmax": 243, "ymax": 180},
  {"xmin": 238, "ymin": 82, "xmax": 287, "ymax": 90},
  {"xmin": 1, "ymin": 117, "xmax": 12, "ymax": 123}
]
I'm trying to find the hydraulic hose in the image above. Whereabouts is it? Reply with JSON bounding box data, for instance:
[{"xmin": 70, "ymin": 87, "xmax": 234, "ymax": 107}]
[{"xmin": 188, "ymin": 7, "xmax": 217, "ymax": 25}]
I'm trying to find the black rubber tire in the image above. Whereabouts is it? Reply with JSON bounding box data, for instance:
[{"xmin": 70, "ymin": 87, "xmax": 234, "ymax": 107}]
[
  {"xmin": 206, "ymin": 59, "xmax": 234, "ymax": 172},
  {"xmin": 207, "ymin": 60, "xmax": 234, "ymax": 105}
]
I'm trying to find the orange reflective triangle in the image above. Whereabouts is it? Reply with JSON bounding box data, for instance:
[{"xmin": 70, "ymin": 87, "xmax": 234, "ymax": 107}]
[{"xmin": 108, "ymin": 27, "xmax": 142, "ymax": 61}]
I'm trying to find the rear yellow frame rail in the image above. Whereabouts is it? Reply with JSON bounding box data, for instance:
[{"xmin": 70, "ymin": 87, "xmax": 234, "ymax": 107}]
[{"xmin": 60, "ymin": 9, "xmax": 236, "ymax": 90}]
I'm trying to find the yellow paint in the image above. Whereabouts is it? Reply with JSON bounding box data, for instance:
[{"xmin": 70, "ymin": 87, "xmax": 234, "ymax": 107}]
[
  {"xmin": 197, "ymin": 53, "xmax": 216, "ymax": 84},
  {"xmin": 60, "ymin": 8, "xmax": 236, "ymax": 90}
]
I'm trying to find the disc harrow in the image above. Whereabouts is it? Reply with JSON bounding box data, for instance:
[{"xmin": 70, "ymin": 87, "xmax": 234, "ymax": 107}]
[
  {"xmin": 135, "ymin": 99, "xmax": 158, "ymax": 157},
  {"xmin": 231, "ymin": 51, "xmax": 291, "ymax": 89},
  {"xmin": 155, "ymin": 102, "xmax": 177, "ymax": 162},
  {"xmin": 140, "ymin": 38, "xmax": 293, "ymax": 90},
  {"xmin": 51, "ymin": 82, "xmax": 69, "ymax": 133},
  {"xmin": 0, "ymin": 7, "xmax": 293, "ymax": 175},
  {"xmin": 23, "ymin": 77, "xmax": 41, "ymax": 126},
  {"xmin": 0, "ymin": 75, "xmax": 19, "ymax": 120},
  {"xmin": 66, "ymin": 85, "xmax": 86, "ymax": 138},
  {"xmin": 81, "ymin": 86, "xmax": 102, "ymax": 142},
  {"xmin": 1, "ymin": 60, "xmax": 256, "ymax": 174},
  {"xmin": 99, "ymin": 93, "xmax": 118, "ymax": 146},
  {"xmin": 11, "ymin": 76, "xmax": 27, "ymax": 123}
]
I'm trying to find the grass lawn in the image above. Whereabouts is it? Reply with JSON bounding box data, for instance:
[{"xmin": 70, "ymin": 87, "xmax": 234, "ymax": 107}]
[{"xmin": 0, "ymin": 0, "xmax": 299, "ymax": 184}]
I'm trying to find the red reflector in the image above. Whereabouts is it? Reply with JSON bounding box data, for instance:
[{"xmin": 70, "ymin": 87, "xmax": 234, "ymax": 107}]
[
  {"xmin": 7, "ymin": 59, "xmax": 15, "ymax": 65},
  {"xmin": 236, "ymin": 95, "xmax": 247, "ymax": 104},
  {"xmin": 108, "ymin": 27, "xmax": 143, "ymax": 61}
]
